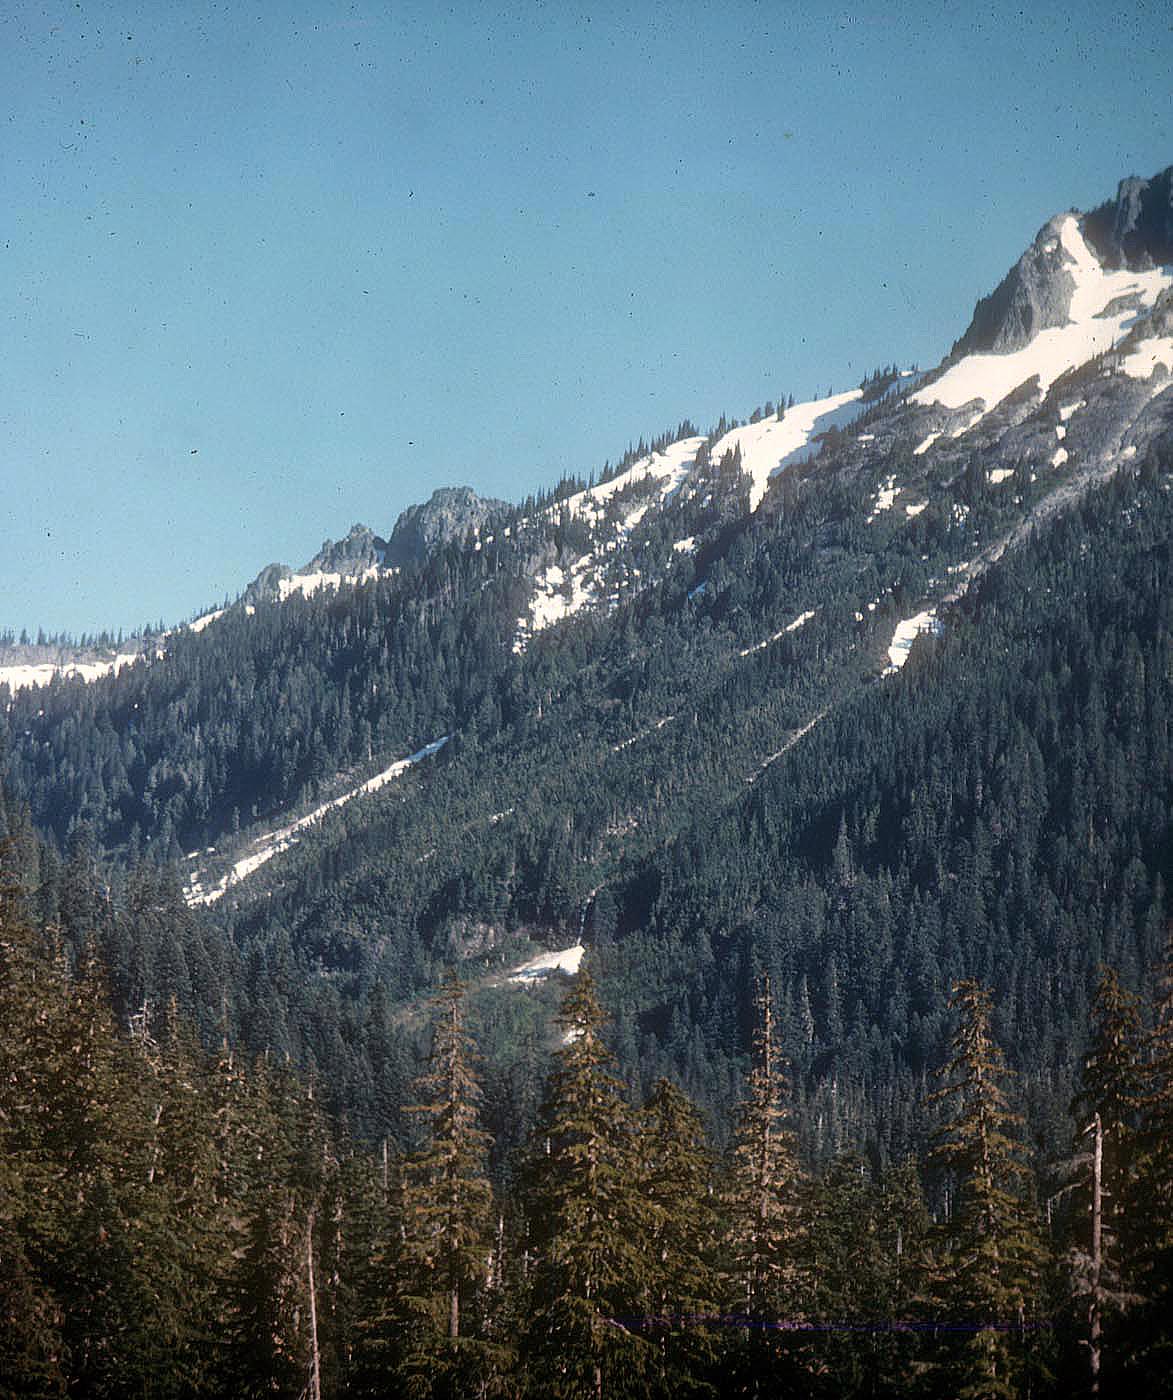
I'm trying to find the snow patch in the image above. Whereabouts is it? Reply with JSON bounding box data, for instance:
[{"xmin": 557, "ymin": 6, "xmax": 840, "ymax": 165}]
[
  {"xmin": 1120, "ymin": 336, "xmax": 1173, "ymax": 380},
  {"xmin": 905, "ymin": 501, "xmax": 928, "ymax": 517},
  {"xmin": 1058, "ymin": 400, "xmax": 1085, "ymax": 422},
  {"xmin": 508, "ymin": 943, "xmax": 585, "ymax": 983},
  {"xmin": 913, "ymin": 432, "xmax": 940, "ymax": 456},
  {"xmin": 1051, "ymin": 447, "xmax": 1069, "ymax": 468},
  {"xmin": 672, "ymin": 536, "xmax": 697, "ymax": 554},
  {"xmin": 185, "ymin": 737, "xmax": 449, "ymax": 906},
  {"xmin": 867, "ymin": 476, "xmax": 899, "ymax": 520},
  {"xmin": 988, "ymin": 468, "xmax": 1015, "ymax": 484},
  {"xmin": 738, "ymin": 610, "xmax": 816, "ymax": 658},
  {"xmin": 0, "ymin": 652, "xmax": 144, "ymax": 694},
  {"xmin": 708, "ymin": 389, "xmax": 866, "ymax": 513},
  {"xmin": 556, "ymin": 438, "xmax": 704, "ymax": 525},
  {"xmin": 188, "ymin": 609, "xmax": 225, "ymax": 633},
  {"xmin": 884, "ymin": 610, "xmax": 941, "ymax": 673},
  {"xmin": 277, "ymin": 565, "xmax": 382, "ymax": 601}
]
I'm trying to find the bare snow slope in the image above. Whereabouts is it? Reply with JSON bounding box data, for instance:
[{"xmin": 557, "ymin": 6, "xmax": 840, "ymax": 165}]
[{"xmin": 708, "ymin": 389, "xmax": 866, "ymax": 512}]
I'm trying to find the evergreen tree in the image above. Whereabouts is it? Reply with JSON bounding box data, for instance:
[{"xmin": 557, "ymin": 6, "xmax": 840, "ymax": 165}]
[
  {"xmin": 522, "ymin": 967, "xmax": 654, "ymax": 1399},
  {"xmin": 399, "ymin": 969, "xmax": 501, "ymax": 1395},
  {"xmin": 720, "ymin": 974, "xmax": 806, "ymax": 1393},
  {"xmin": 928, "ymin": 979, "xmax": 1049, "ymax": 1400},
  {"xmin": 637, "ymin": 1076, "xmax": 722, "ymax": 1396},
  {"xmin": 1065, "ymin": 965, "xmax": 1144, "ymax": 1396},
  {"xmin": 1122, "ymin": 933, "xmax": 1173, "ymax": 1394}
]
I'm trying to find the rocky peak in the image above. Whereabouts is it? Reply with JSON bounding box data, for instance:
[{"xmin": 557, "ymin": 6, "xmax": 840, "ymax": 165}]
[
  {"xmin": 385, "ymin": 486, "xmax": 508, "ymax": 568},
  {"xmin": 1084, "ymin": 165, "xmax": 1173, "ymax": 270},
  {"xmin": 950, "ymin": 214, "xmax": 1079, "ymax": 358},
  {"xmin": 305, "ymin": 523, "xmax": 388, "ymax": 574}
]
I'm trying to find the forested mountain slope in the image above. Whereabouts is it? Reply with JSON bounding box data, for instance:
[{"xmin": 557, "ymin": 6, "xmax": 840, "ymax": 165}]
[{"xmin": 2, "ymin": 166, "xmax": 1171, "ymax": 1163}]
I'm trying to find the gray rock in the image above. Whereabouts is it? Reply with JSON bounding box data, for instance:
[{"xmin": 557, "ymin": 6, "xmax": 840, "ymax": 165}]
[
  {"xmin": 242, "ymin": 562, "xmax": 293, "ymax": 604},
  {"xmin": 385, "ymin": 486, "xmax": 508, "ymax": 568},
  {"xmin": 1084, "ymin": 165, "xmax": 1173, "ymax": 270},
  {"xmin": 951, "ymin": 215, "xmax": 1077, "ymax": 357},
  {"xmin": 305, "ymin": 523, "xmax": 388, "ymax": 574}
]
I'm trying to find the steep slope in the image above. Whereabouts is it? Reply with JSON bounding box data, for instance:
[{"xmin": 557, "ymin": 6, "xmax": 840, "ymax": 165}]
[{"xmin": 3, "ymin": 164, "xmax": 1171, "ymax": 1156}]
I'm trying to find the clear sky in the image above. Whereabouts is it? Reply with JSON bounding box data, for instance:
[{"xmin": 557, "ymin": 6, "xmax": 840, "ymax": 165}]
[{"xmin": 2, "ymin": 0, "xmax": 1170, "ymax": 638}]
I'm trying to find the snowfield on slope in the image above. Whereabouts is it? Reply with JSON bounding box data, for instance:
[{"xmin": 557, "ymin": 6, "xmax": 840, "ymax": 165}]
[
  {"xmin": 507, "ymin": 943, "xmax": 585, "ymax": 983},
  {"xmin": 708, "ymin": 389, "xmax": 866, "ymax": 512},
  {"xmin": 911, "ymin": 216, "xmax": 1172, "ymax": 430},
  {"xmin": 514, "ymin": 391, "xmax": 870, "ymax": 646},
  {"xmin": 185, "ymin": 737, "xmax": 449, "ymax": 906},
  {"xmin": 0, "ymin": 651, "xmax": 148, "ymax": 695},
  {"xmin": 885, "ymin": 611, "xmax": 941, "ymax": 673},
  {"xmin": 278, "ymin": 564, "xmax": 384, "ymax": 601}
]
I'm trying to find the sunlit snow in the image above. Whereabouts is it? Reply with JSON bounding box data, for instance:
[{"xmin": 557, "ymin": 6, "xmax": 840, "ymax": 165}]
[
  {"xmin": 277, "ymin": 565, "xmax": 382, "ymax": 601},
  {"xmin": 185, "ymin": 737, "xmax": 449, "ymax": 906},
  {"xmin": 738, "ymin": 609, "xmax": 817, "ymax": 658},
  {"xmin": 867, "ymin": 476, "xmax": 899, "ymax": 520},
  {"xmin": 708, "ymin": 389, "xmax": 866, "ymax": 512},
  {"xmin": 0, "ymin": 652, "xmax": 144, "ymax": 695},
  {"xmin": 912, "ymin": 217, "xmax": 1172, "ymax": 431},
  {"xmin": 884, "ymin": 610, "xmax": 941, "ymax": 673},
  {"xmin": 508, "ymin": 943, "xmax": 585, "ymax": 983},
  {"xmin": 1120, "ymin": 336, "xmax": 1173, "ymax": 380}
]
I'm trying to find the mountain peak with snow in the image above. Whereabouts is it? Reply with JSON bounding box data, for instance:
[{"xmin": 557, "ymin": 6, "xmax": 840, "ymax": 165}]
[
  {"xmin": 950, "ymin": 164, "xmax": 1173, "ymax": 367},
  {"xmin": 952, "ymin": 213, "xmax": 1081, "ymax": 357}
]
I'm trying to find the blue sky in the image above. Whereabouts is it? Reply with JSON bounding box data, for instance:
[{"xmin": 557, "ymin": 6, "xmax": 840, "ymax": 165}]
[{"xmin": 2, "ymin": 0, "xmax": 1170, "ymax": 638}]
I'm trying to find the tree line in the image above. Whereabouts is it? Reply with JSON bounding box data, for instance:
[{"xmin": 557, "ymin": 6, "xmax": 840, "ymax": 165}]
[{"xmin": 3, "ymin": 860, "xmax": 1171, "ymax": 1398}]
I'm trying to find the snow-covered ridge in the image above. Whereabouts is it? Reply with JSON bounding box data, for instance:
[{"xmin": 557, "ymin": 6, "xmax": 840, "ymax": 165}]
[
  {"xmin": 277, "ymin": 564, "xmax": 384, "ymax": 602},
  {"xmin": 0, "ymin": 650, "xmax": 152, "ymax": 695},
  {"xmin": 912, "ymin": 216, "xmax": 1172, "ymax": 432},
  {"xmin": 513, "ymin": 389, "xmax": 875, "ymax": 648},
  {"xmin": 707, "ymin": 389, "xmax": 866, "ymax": 513},
  {"xmin": 185, "ymin": 737, "xmax": 449, "ymax": 907}
]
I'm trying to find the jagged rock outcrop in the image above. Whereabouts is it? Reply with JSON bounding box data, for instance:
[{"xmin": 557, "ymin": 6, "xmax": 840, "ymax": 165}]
[
  {"xmin": 1084, "ymin": 165, "xmax": 1173, "ymax": 269},
  {"xmin": 385, "ymin": 486, "xmax": 508, "ymax": 568},
  {"xmin": 950, "ymin": 215, "xmax": 1077, "ymax": 357},
  {"xmin": 242, "ymin": 562, "xmax": 293, "ymax": 603},
  {"xmin": 305, "ymin": 524, "xmax": 388, "ymax": 574}
]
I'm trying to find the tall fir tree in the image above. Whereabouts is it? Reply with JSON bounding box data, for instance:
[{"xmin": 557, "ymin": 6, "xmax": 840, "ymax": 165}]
[
  {"xmin": 399, "ymin": 969, "xmax": 501, "ymax": 1397},
  {"xmin": 1066, "ymin": 965, "xmax": 1144, "ymax": 1397},
  {"xmin": 1121, "ymin": 931, "xmax": 1173, "ymax": 1395},
  {"xmin": 720, "ymin": 974, "xmax": 806, "ymax": 1395},
  {"xmin": 522, "ymin": 966, "xmax": 654, "ymax": 1400},
  {"xmin": 636, "ymin": 1076, "xmax": 722, "ymax": 1397},
  {"xmin": 928, "ymin": 979, "xmax": 1049, "ymax": 1400}
]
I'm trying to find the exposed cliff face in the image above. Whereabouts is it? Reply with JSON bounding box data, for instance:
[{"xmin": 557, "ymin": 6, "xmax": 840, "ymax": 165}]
[
  {"xmin": 947, "ymin": 165, "xmax": 1173, "ymax": 365},
  {"xmin": 1084, "ymin": 165, "xmax": 1173, "ymax": 270},
  {"xmin": 385, "ymin": 486, "xmax": 508, "ymax": 568},
  {"xmin": 950, "ymin": 214, "xmax": 1079, "ymax": 357},
  {"xmin": 305, "ymin": 524, "xmax": 388, "ymax": 574}
]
